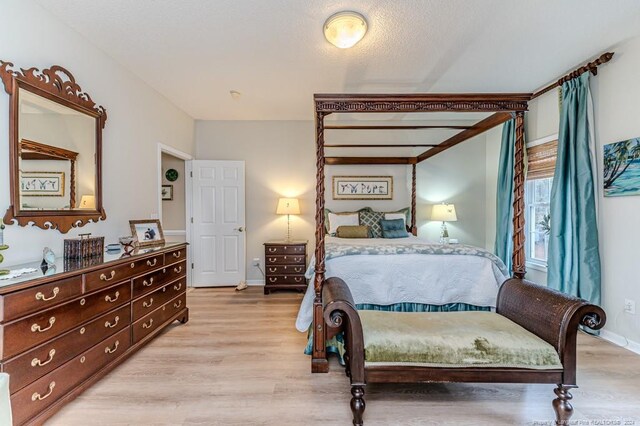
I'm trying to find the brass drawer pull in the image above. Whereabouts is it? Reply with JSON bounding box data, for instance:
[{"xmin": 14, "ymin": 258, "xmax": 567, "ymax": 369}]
[
  {"xmin": 105, "ymin": 340, "xmax": 120, "ymax": 354},
  {"xmin": 174, "ymin": 300, "xmax": 183, "ymax": 309},
  {"xmin": 269, "ymin": 277, "xmax": 277, "ymax": 283},
  {"xmin": 143, "ymin": 298, "xmax": 154, "ymax": 308},
  {"xmin": 31, "ymin": 317, "xmax": 56, "ymax": 333},
  {"xmin": 268, "ymin": 258, "xmax": 276, "ymax": 263},
  {"xmin": 174, "ymin": 266, "xmax": 183, "ymax": 274},
  {"xmin": 173, "ymin": 251, "xmax": 181, "ymax": 258},
  {"xmin": 31, "ymin": 349, "xmax": 56, "ymax": 367},
  {"xmin": 173, "ymin": 283, "xmax": 182, "ymax": 291},
  {"xmin": 142, "ymin": 318, "xmax": 154, "ymax": 329},
  {"xmin": 35, "ymin": 287, "xmax": 59, "ymax": 302},
  {"xmin": 105, "ymin": 291, "xmax": 120, "ymax": 303},
  {"xmin": 105, "ymin": 316, "xmax": 120, "ymax": 328},
  {"xmin": 268, "ymin": 267, "xmax": 276, "ymax": 273},
  {"xmin": 294, "ymin": 267, "xmax": 302, "ymax": 273},
  {"xmin": 143, "ymin": 277, "xmax": 154, "ymax": 287},
  {"xmin": 100, "ymin": 270, "xmax": 116, "ymax": 281},
  {"xmin": 130, "ymin": 262, "xmax": 136, "ymax": 268},
  {"xmin": 146, "ymin": 258, "xmax": 158, "ymax": 267},
  {"xmin": 268, "ymin": 247, "xmax": 276, "ymax": 253},
  {"xmin": 32, "ymin": 381, "xmax": 55, "ymax": 402},
  {"xmin": 294, "ymin": 277, "xmax": 303, "ymax": 282}
]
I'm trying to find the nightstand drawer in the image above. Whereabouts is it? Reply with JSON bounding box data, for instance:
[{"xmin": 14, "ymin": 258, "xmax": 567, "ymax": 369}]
[
  {"xmin": 265, "ymin": 245, "xmax": 305, "ymax": 255},
  {"xmin": 266, "ymin": 265, "xmax": 305, "ymax": 275},
  {"xmin": 266, "ymin": 275, "xmax": 306, "ymax": 285},
  {"xmin": 265, "ymin": 255, "xmax": 305, "ymax": 265}
]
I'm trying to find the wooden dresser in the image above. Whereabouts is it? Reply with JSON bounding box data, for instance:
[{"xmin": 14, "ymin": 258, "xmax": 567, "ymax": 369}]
[
  {"xmin": 263, "ymin": 240, "xmax": 307, "ymax": 294},
  {"xmin": 0, "ymin": 243, "xmax": 188, "ymax": 425}
]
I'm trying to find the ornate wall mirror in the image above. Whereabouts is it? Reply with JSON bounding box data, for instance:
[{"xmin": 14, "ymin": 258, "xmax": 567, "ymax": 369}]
[{"xmin": 1, "ymin": 61, "xmax": 107, "ymax": 233}]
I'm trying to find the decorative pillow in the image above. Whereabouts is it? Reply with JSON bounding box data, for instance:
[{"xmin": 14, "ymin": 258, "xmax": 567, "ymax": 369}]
[
  {"xmin": 327, "ymin": 212, "xmax": 359, "ymax": 235},
  {"xmin": 336, "ymin": 225, "xmax": 370, "ymax": 239},
  {"xmin": 384, "ymin": 213, "xmax": 406, "ymax": 228},
  {"xmin": 380, "ymin": 219, "xmax": 409, "ymax": 239},
  {"xmin": 359, "ymin": 210, "xmax": 385, "ymax": 238},
  {"xmin": 324, "ymin": 208, "xmax": 371, "ymax": 234},
  {"xmin": 384, "ymin": 207, "xmax": 411, "ymax": 229}
]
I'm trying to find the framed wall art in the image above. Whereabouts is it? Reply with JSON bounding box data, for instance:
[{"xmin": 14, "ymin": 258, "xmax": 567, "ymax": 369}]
[
  {"xmin": 332, "ymin": 176, "xmax": 393, "ymax": 200},
  {"xmin": 161, "ymin": 185, "xmax": 173, "ymax": 201},
  {"xmin": 129, "ymin": 219, "xmax": 166, "ymax": 248},
  {"xmin": 603, "ymin": 137, "xmax": 640, "ymax": 197},
  {"xmin": 20, "ymin": 171, "xmax": 65, "ymax": 196}
]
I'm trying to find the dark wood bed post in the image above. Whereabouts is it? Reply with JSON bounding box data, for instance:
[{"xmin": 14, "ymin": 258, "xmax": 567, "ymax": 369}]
[
  {"xmin": 312, "ymin": 110, "xmax": 329, "ymax": 373},
  {"xmin": 411, "ymin": 163, "xmax": 417, "ymax": 236},
  {"xmin": 511, "ymin": 111, "xmax": 526, "ymax": 279}
]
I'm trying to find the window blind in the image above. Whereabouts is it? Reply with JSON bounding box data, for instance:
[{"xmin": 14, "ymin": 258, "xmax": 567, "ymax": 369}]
[{"xmin": 526, "ymin": 140, "xmax": 557, "ymax": 180}]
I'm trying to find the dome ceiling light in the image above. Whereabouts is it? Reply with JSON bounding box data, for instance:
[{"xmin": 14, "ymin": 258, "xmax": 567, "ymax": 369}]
[{"xmin": 323, "ymin": 11, "xmax": 368, "ymax": 49}]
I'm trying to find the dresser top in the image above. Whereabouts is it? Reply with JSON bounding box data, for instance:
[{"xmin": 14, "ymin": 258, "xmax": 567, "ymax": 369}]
[
  {"xmin": 0, "ymin": 242, "xmax": 187, "ymax": 294},
  {"xmin": 264, "ymin": 240, "xmax": 308, "ymax": 245}
]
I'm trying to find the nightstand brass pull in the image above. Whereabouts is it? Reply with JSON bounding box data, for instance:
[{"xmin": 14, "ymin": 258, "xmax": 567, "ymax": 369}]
[
  {"xmin": 268, "ymin": 258, "xmax": 276, "ymax": 263},
  {"xmin": 35, "ymin": 287, "xmax": 59, "ymax": 302},
  {"xmin": 143, "ymin": 278, "xmax": 154, "ymax": 287},
  {"xmin": 32, "ymin": 382, "xmax": 55, "ymax": 401},
  {"xmin": 143, "ymin": 298, "xmax": 154, "ymax": 308},
  {"xmin": 173, "ymin": 283, "xmax": 182, "ymax": 291},
  {"xmin": 31, "ymin": 349, "xmax": 56, "ymax": 367},
  {"xmin": 105, "ymin": 316, "xmax": 120, "ymax": 328},
  {"xmin": 174, "ymin": 266, "xmax": 183, "ymax": 274},
  {"xmin": 294, "ymin": 277, "xmax": 303, "ymax": 282},
  {"xmin": 105, "ymin": 291, "xmax": 120, "ymax": 303},
  {"xmin": 173, "ymin": 251, "xmax": 181, "ymax": 258},
  {"xmin": 31, "ymin": 317, "xmax": 55, "ymax": 333},
  {"xmin": 147, "ymin": 258, "xmax": 158, "ymax": 267},
  {"xmin": 269, "ymin": 277, "xmax": 277, "ymax": 283},
  {"xmin": 294, "ymin": 267, "xmax": 302, "ymax": 273},
  {"xmin": 105, "ymin": 340, "xmax": 120, "ymax": 354},
  {"xmin": 268, "ymin": 268, "xmax": 276, "ymax": 273},
  {"xmin": 268, "ymin": 247, "xmax": 276, "ymax": 253},
  {"xmin": 100, "ymin": 271, "xmax": 116, "ymax": 281},
  {"xmin": 142, "ymin": 319, "xmax": 154, "ymax": 329}
]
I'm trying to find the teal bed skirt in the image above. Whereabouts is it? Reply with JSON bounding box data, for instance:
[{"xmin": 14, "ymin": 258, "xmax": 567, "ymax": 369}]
[{"xmin": 303, "ymin": 302, "xmax": 491, "ymax": 361}]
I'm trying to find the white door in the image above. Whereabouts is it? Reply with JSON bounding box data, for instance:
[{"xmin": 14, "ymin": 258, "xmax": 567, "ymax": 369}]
[{"xmin": 190, "ymin": 160, "xmax": 245, "ymax": 287}]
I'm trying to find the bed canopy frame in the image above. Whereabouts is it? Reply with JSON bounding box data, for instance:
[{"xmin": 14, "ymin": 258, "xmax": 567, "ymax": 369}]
[{"xmin": 311, "ymin": 52, "xmax": 614, "ymax": 373}]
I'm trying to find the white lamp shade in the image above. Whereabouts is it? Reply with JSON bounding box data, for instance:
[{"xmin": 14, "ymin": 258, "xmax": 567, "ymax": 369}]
[
  {"xmin": 79, "ymin": 195, "xmax": 96, "ymax": 209},
  {"xmin": 431, "ymin": 204, "xmax": 457, "ymax": 222},
  {"xmin": 324, "ymin": 11, "xmax": 368, "ymax": 49},
  {"xmin": 276, "ymin": 198, "xmax": 300, "ymax": 215}
]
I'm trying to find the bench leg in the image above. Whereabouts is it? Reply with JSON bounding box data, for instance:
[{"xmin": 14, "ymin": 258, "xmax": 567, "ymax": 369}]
[
  {"xmin": 553, "ymin": 384, "xmax": 576, "ymax": 425},
  {"xmin": 350, "ymin": 385, "xmax": 365, "ymax": 426}
]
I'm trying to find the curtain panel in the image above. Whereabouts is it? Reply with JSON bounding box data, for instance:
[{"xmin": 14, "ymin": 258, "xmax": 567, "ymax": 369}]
[{"xmin": 494, "ymin": 119, "xmax": 516, "ymax": 274}]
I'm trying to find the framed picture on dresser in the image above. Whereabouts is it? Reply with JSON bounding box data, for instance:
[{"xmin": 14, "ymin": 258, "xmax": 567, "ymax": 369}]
[{"xmin": 129, "ymin": 219, "xmax": 166, "ymax": 248}]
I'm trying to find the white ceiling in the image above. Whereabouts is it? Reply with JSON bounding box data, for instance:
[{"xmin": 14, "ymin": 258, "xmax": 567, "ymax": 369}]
[{"xmin": 35, "ymin": 0, "xmax": 640, "ymax": 121}]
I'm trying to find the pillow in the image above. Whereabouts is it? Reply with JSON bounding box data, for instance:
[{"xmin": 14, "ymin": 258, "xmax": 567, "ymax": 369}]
[
  {"xmin": 380, "ymin": 219, "xmax": 409, "ymax": 239},
  {"xmin": 384, "ymin": 213, "xmax": 406, "ymax": 228},
  {"xmin": 384, "ymin": 207, "xmax": 411, "ymax": 229},
  {"xmin": 327, "ymin": 212, "xmax": 359, "ymax": 235},
  {"xmin": 359, "ymin": 210, "xmax": 385, "ymax": 238},
  {"xmin": 336, "ymin": 225, "xmax": 370, "ymax": 239},
  {"xmin": 324, "ymin": 207, "xmax": 371, "ymax": 234}
]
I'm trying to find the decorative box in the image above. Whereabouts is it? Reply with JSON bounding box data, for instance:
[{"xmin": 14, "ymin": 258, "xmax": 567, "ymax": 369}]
[{"xmin": 64, "ymin": 233, "xmax": 105, "ymax": 259}]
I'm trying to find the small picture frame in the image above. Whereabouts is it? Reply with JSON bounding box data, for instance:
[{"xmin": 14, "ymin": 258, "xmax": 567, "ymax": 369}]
[
  {"xmin": 161, "ymin": 185, "xmax": 173, "ymax": 201},
  {"xmin": 129, "ymin": 219, "xmax": 165, "ymax": 248},
  {"xmin": 332, "ymin": 176, "xmax": 393, "ymax": 200}
]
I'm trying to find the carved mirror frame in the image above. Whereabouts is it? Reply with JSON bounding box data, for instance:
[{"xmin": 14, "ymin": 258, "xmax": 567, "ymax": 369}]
[{"xmin": 1, "ymin": 61, "xmax": 107, "ymax": 233}]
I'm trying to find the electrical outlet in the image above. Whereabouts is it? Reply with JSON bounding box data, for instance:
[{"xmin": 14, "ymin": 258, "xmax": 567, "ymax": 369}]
[
  {"xmin": 252, "ymin": 258, "xmax": 260, "ymax": 267},
  {"xmin": 624, "ymin": 299, "xmax": 636, "ymax": 314}
]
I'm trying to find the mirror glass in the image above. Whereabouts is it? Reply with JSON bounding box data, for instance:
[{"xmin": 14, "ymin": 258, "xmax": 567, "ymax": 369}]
[{"xmin": 18, "ymin": 88, "xmax": 97, "ymax": 211}]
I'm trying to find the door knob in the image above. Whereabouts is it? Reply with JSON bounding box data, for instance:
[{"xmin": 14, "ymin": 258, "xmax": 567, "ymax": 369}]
[{"xmin": 235, "ymin": 227, "xmax": 244, "ymax": 232}]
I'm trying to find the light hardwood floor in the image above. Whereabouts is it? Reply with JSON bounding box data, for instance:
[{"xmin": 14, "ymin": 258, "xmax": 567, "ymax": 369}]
[{"xmin": 48, "ymin": 287, "xmax": 640, "ymax": 425}]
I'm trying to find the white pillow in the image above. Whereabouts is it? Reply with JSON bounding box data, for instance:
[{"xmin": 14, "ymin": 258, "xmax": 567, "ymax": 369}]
[
  {"xmin": 328, "ymin": 213, "xmax": 359, "ymax": 235},
  {"xmin": 384, "ymin": 213, "xmax": 406, "ymax": 228}
]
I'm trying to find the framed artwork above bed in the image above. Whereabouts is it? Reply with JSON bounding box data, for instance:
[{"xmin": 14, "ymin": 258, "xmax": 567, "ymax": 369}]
[{"xmin": 332, "ymin": 176, "xmax": 393, "ymax": 200}]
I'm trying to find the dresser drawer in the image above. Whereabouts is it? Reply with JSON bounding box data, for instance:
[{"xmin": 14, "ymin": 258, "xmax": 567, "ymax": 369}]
[
  {"xmin": 265, "ymin": 255, "xmax": 305, "ymax": 265},
  {"xmin": 10, "ymin": 328, "xmax": 130, "ymax": 426},
  {"xmin": 266, "ymin": 265, "xmax": 305, "ymax": 275},
  {"xmin": 166, "ymin": 247, "xmax": 186, "ymax": 263},
  {"xmin": 265, "ymin": 244, "xmax": 306, "ymax": 255},
  {"xmin": 0, "ymin": 282, "xmax": 131, "ymax": 360},
  {"xmin": 0, "ymin": 276, "xmax": 83, "ymax": 323},
  {"xmin": 132, "ymin": 279, "xmax": 186, "ymax": 321},
  {"xmin": 266, "ymin": 275, "xmax": 306, "ymax": 285},
  {"xmin": 84, "ymin": 253, "xmax": 164, "ymax": 292},
  {"xmin": 132, "ymin": 293, "xmax": 187, "ymax": 344},
  {"xmin": 132, "ymin": 261, "xmax": 186, "ymax": 298},
  {"xmin": 3, "ymin": 305, "xmax": 130, "ymax": 394}
]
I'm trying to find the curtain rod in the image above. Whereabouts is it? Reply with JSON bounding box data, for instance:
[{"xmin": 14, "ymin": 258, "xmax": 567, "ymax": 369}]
[{"xmin": 531, "ymin": 52, "xmax": 614, "ymax": 100}]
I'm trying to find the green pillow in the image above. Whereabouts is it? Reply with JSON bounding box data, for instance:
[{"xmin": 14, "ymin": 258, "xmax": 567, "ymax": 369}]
[
  {"xmin": 380, "ymin": 219, "xmax": 408, "ymax": 238},
  {"xmin": 336, "ymin": 225, "xmax": 370, "ymax": 238}
]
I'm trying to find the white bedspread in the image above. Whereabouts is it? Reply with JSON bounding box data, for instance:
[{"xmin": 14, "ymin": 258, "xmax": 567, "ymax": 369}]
[{"xmin": 295, "ymin": 237, "xmax": 508, "ymax": 332}]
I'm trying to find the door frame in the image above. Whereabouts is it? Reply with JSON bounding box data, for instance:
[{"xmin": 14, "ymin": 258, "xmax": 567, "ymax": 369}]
[{"xmin": 156, "ymin": 143, "xmax": 193, "ymax": 287}]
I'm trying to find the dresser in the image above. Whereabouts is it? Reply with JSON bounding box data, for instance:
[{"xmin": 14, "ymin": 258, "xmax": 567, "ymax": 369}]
[
  {"xmin": 0, "ymin": 243, "xmax": 188, "ymax": 425},
  {"xmin": 263, "ymin": 240, "xmax": 307, "ymax": 294}
]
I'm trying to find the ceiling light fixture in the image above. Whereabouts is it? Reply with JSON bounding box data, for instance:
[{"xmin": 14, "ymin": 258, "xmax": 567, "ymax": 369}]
[
  {"xmin": 323, "ymin": 11, "xmax": 368, "ymax": 49},
  {"xmin": 230, "ymin": 90, "xmax": 242, "ymax": 99}
]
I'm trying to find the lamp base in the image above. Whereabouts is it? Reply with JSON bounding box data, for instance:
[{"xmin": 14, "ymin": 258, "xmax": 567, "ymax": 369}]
[{"xmin": 439, "ymin": 222, "xmax": 450, "ymax": 244}]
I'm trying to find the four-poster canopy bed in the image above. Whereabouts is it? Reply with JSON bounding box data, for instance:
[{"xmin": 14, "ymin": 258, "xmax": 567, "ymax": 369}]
[{"xmin": 308, "ymin": 51, "xmax": 614, "ymax": 374}]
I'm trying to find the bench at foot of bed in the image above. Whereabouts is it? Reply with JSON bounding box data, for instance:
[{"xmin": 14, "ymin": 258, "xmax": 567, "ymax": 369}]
[{"xmin": 322, "ymin": 277, "xmax": 606, "ymax": 426}]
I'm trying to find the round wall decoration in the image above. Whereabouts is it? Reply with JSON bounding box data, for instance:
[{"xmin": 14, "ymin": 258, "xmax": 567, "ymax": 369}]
[{"xmin": 165, "ymin": 168, "xmax": 179, "ymax": 182}]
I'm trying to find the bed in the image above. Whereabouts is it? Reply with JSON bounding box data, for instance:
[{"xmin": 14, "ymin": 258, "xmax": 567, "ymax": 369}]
[{"xmin": 296, "ymin": 235, "xmax": 508, "ymax": 333}]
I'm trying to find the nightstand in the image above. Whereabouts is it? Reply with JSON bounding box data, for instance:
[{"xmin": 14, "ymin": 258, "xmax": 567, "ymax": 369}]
[{"xmin": 263, "ymin": 240, "xmax": 308, "ymax": 294}]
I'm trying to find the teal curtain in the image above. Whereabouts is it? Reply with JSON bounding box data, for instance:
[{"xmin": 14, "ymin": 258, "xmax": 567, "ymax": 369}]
[
  {"xmin": 547, "ymin": 72, "xmax": 601, "ymax": 305},
  {"xmin": 494, "ymin": 119, "xmax": 516, "ymax": 274}
]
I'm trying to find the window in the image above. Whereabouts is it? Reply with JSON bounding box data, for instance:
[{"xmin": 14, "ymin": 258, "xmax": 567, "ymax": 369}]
[{"xmin": 524, "ymin": 137, "xmax": 557, "ymax": 266}]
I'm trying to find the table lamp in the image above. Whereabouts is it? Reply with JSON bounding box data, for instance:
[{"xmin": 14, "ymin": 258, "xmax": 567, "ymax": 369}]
[
  {"xmin": 431, "ymin": 203, "xmax": 457, "ymax": 244},
  {"xmin": 276, "ymin": 198, "xmax": 300, "ymax": 241}
]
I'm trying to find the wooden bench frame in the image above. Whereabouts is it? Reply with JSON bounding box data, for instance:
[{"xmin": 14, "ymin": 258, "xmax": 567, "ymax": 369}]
[{"xmin": 322, "ymin": 277, "xmax": 606, "ymax": 425}]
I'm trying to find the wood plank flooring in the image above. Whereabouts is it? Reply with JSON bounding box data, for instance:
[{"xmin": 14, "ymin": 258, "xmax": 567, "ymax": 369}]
[{"xmin": 48, "ymin": 287, "xmax": 640, "ymax": 425}]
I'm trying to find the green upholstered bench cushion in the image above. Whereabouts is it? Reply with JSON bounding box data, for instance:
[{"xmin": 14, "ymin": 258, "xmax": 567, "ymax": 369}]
[{"xmin": 360, "ymin": 311, "xmax": 562, "ymax": 369}]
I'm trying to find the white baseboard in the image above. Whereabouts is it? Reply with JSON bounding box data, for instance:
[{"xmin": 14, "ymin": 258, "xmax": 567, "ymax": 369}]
[
  {"xmin": 599, "ymin": 330, "xmax": 640, "ymax": 355},
  {"xmin": 246, "ymin": 279, "xmax": 265, "ymax": 286}
]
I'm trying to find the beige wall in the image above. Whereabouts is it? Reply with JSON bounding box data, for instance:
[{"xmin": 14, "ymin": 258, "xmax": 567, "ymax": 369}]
[
  {"xmin": 0, "ymin": 0, "xmax": 194, "ymax": 265},
  {"xmin": 161, "ymin": 153, "xmax": 186, "ymax": 232}
]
